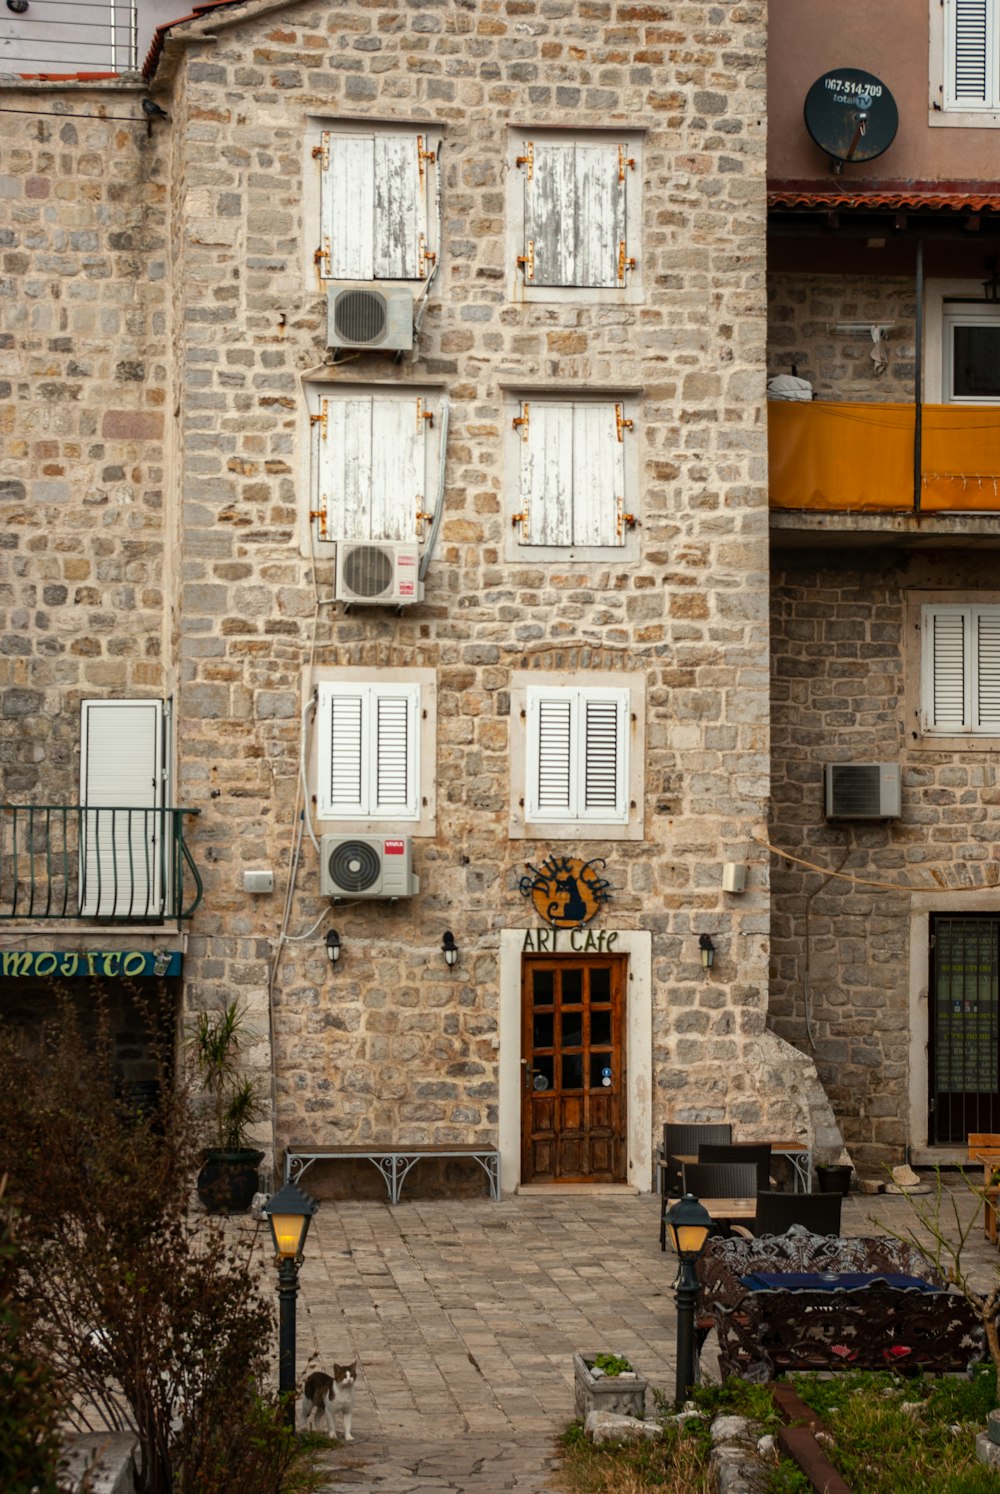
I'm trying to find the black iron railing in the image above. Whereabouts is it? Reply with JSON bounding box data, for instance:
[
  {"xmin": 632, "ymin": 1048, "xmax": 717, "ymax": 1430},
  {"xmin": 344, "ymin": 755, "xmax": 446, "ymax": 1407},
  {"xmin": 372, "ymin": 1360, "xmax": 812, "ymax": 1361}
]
[{"xmin": 0, "ymin": 806, "xmax": 203, "ymax": 928}]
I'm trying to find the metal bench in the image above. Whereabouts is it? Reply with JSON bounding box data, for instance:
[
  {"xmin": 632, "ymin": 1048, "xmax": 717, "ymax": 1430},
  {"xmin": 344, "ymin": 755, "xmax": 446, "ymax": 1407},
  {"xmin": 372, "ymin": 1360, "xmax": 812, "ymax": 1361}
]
[{"xmin": 284, "ymin": 1143, "xmax": 501, "ymax": 1204}]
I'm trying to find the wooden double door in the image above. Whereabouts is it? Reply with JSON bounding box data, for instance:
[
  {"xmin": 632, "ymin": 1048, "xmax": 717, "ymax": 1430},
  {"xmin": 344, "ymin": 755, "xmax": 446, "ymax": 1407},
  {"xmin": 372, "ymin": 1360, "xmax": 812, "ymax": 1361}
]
[{"xmin": 521, "ymin": 955, "xmax": 627, "ymax": 1184}]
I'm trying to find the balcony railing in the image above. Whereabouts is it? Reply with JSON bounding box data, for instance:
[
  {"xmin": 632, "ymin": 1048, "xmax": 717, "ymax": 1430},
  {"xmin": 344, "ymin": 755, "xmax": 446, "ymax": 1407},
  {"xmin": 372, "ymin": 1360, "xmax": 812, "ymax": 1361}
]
[
  {"xmin": 0, "ymin": 806, "xmax": 202, "ymax": 927},
  {"xmin": 769, "ymin": 401, "xmax": 1000, "ymax": 512}
]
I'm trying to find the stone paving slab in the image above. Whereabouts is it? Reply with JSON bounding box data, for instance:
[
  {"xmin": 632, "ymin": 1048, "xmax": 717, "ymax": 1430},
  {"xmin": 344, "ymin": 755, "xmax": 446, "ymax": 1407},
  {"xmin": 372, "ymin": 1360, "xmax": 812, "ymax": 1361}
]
[{"xmin": 298, "ymin": 1179, "xmax": 1000, "ymax": 1490}]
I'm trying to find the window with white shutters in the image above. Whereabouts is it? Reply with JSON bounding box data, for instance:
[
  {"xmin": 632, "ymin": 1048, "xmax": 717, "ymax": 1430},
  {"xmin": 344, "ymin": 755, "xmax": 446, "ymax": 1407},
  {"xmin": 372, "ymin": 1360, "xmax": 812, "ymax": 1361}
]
[
  {"xmin": 310, "ymin": 390, "xmax": 437, "ymax": 546},
  {"xmin": 316, "ymin": 681, "xmax": 420, "ymax": 819},
  {"xmin": 922, "ymin": 604, "xmax": 1000, "ymax": 732},
  {"xmin": 516, "ymin": 137, "xmax": 635, "ymax": 289},
  {"xmin": 526, "ymin": 686, "xmax": 629, "ymax": 824},
  {"xmin": 512, "ymin": 399, "xmax": 634, "ymax": 550},
  {"xmin": 316, "ymin": 128, "xmax": 440, "ymax": 281},
  {"xmin": 943, "ymin": 0, "xmax": 1000, "ymax": 110},
  {"xmin": 80, "ymin": 699, "xmax": 166, "ymax": 917}
]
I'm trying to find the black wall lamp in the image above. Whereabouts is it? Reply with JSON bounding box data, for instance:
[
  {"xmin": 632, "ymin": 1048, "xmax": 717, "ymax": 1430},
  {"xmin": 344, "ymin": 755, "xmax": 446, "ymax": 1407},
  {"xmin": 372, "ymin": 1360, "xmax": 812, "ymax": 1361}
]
[
  {"xmin": 698, "ymin": 934, "xmax": 715, "ymax": 970},
  {"xmin": 442, "ymin": 931, "xmax": 459, "ymax": 968},
  {"xmin": 325, "ymin": 928, "xmax": 342, "ymax": 967}
]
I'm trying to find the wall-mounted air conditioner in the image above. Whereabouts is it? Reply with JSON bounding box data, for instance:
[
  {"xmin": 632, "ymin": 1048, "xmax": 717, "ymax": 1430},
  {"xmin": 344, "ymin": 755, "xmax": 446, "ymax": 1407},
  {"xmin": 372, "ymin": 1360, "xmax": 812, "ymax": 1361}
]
[
  {"xmin": 320, "ymin": 834, "xmax": 419, "ymax": 899},
  {"xmin": 824, "ymin": 763, "xmax": 901, "ymax": 821},
  {"xmin": 327, "ymin": 284, "xmax": 413, "ymax": 351},
  {"xmin": 336, "ymin": 541, "xmax": 423, "ymax": 606}
]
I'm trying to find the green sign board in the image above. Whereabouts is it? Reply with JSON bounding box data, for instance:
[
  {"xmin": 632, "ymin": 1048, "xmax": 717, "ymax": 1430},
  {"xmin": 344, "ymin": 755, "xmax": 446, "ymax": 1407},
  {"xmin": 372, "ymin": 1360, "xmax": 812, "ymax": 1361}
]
[{"xmin": 0, "ymin": 950, "xmax": 182, "ymax": 979}]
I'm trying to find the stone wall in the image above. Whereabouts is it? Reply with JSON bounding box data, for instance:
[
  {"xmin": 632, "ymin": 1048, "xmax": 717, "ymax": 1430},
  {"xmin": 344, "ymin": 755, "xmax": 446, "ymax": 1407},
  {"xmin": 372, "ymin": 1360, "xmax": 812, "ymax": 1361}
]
[
  {"xmin": 768, "ymin": 274, "xmax": 915, "ymax": 402},
  {"xmin": 770, "ymin": 547, "xmax": 1000, "ymax": 1169},
  {"xmin": 0, "ymin": 0, "xmax": 832, "ymax": 1187}
]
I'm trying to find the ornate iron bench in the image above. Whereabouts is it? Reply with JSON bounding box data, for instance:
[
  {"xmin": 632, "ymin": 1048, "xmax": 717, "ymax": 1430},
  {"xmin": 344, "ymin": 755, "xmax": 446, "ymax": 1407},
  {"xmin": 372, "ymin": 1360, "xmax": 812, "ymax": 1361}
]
[
  {"xmin": 695, "ymin": 1227, "xmax": 983, "ymax": 1382},
  {"xmin": 284, "ymin": 1142, "xmax": 500, "ymax": 1204}
]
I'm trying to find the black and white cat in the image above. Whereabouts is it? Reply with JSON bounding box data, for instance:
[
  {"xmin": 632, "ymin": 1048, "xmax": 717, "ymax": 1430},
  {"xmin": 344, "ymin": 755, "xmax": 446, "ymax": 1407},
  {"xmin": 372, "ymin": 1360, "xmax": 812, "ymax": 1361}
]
[{"xmin": 299, "ymin": 1362, "xmax": 357, "ymax": 1442}]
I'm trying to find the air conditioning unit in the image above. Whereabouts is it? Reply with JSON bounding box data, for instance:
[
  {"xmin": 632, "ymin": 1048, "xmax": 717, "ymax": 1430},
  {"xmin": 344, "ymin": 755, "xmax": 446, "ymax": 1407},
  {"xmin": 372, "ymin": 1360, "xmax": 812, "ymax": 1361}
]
[
  {"xmin": 824, "ymin": 763, "xmax": 901, "ymax": 821},
  {"xmin": 320, "ymin": 835, "xmax": 419, "ymax": 900},
  {"xmin": 326, "ymin": 284, "xmax": 413, "ymax": 351},
  {"xmin": 336, "ymin": 541, "xmax": 423, "ymax": 606}
]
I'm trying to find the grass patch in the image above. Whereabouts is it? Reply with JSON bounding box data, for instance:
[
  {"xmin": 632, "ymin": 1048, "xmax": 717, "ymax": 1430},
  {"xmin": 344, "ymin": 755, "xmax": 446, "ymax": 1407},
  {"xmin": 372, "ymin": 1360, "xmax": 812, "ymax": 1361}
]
[{"xmin": 558, "ymin": 1419, "xmax": 714, "ymax": 1494}]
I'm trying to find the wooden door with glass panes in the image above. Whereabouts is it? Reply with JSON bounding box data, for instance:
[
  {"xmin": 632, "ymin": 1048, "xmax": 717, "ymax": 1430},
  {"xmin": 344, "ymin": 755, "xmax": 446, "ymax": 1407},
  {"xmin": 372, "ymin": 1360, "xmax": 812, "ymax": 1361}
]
[{"xmin": 521, "ymin": 956, "xmax": 626, "ymax": 1183}]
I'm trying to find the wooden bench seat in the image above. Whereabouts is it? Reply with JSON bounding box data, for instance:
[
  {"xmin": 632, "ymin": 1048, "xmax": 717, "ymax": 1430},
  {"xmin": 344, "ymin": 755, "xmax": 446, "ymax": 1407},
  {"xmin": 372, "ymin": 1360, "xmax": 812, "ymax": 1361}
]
[{"xmin": 284, "ymin": 1143, "xmax": 501, "ymax": 1204}]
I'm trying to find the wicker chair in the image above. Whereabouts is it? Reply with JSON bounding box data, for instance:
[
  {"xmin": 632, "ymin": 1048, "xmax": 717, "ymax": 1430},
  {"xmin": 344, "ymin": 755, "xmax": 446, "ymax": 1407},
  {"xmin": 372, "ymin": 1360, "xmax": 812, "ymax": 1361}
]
[
  {"xmin": 681, "ymin": 1161, "xmax": 758, "ymax": 1204},
  {"xmin": 698, "ymin": 1142, "xmax": 773, "ymax": 1194},
  {"xmin": 752, "ymin": 1190, "xmax": 841, "ymax": 1237},
  {"xmin": 659, "ymin": 1122, "xmax": 733, "ymax": 1249}
]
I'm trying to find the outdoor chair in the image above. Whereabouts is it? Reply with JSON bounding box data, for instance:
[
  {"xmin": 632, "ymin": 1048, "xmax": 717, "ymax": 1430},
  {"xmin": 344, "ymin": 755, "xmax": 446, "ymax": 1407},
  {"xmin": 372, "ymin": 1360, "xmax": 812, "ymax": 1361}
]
[
  {"xmin": 659, "ymin": 1122, "xmax": 732, "ymax": 1249},
  {"xmin": 681, "ymin": 1161, "xmax": 758, "ymax": 1204},
  {"xmin": 967, "ymin": 1133, "xmax": 1000, "ymax": 1243},
  {"xmin": 751, "ymin": 1190, "xmax": 842, "ymax": 1237},
  {"xmin": 698, "ymin": 1142, "xmax": 773, "ymax": 1194}
]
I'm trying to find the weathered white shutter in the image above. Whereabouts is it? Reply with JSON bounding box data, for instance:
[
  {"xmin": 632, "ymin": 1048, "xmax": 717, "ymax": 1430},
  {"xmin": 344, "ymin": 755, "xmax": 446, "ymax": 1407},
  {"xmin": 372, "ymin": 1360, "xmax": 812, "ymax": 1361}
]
[
  {"xmin": 523, "ymin": 141, "xmax": 626, "ymax": 288},
  {"xmin": 317, "ymin": 682, "xmax": 419, "ymax": 819},
  {"xmin": 926, "ymin": 606, "xmax": 968, "ymax": 730},
  {"xmin": 946, "ymin": 0, "xmax": 997, "ymax": 108},
  {"xmin": 321, "ymin": 133, "xmax": 428, "ymax": 280},
  {"xmin": 316, "ymin": 396, "xmax": 424, "ymax": 542},
  {"xmin": 526, "ymin": 687, "xmax": 629, "ymax": 822},
  {"xmin": 80, "ymin": 699, "xmax": 164, "ymax": 917},
  {"xmin": 977, "ymin": 608, "xmax": 1000, "ymax": 729},
  {"xmin": 517, "ymin": 401, "xmax": 625, "ymax": 547}
]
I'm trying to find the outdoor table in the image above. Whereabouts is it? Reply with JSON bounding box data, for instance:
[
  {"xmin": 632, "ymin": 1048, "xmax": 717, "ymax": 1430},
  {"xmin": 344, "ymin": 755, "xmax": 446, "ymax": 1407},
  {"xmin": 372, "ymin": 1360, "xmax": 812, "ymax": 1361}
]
[{"xmin": 700, "ymin": 1196, "xmax": 757, "ymax": 1225}]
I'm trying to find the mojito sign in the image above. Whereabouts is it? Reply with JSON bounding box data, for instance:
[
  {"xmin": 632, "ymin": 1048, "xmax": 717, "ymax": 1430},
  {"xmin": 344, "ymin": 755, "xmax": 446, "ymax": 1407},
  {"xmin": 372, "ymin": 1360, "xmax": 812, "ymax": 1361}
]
[{"xmin": 0, "ymin": 950, "xmax": 182, "ymax": 979}]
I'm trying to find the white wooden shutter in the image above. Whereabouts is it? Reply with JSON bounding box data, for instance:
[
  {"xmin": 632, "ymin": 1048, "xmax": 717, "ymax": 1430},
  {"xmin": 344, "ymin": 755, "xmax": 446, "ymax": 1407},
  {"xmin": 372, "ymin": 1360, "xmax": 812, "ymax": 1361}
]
[
  {"xmin": 317, "ymin": 682, "xmax": 420, "ymax": 819},
  {"xmin": 316, "ymin": 395, "xmax": 425, "ymax": 542},
  {"xmin": 945, "ymin": 0, "xmax": 997, "ymax": 108},
  {"xmin": 526, "ymin": 686, "xmax": 629, "ymax": 822},
  {"xmin": 523, "ymin": 141, "xmax": 626, "ymax": 288},
  {"xmin": 320, "ymin": 132, "xmax": 428, "ymax": 280},
  {"xmin": 80, "ymin": 699, "xmax": 164, "ymax": 917},
  {"xmin": 977, "ymin": 608, "xmax": 1000, "ymax": 729},
  {"xmin": 517, "ymin": 401, "xmax": 625, "ymax": 547},
  {"xmin": 925, "ymin": 606, "xmax": 968, "ymax": 730}
]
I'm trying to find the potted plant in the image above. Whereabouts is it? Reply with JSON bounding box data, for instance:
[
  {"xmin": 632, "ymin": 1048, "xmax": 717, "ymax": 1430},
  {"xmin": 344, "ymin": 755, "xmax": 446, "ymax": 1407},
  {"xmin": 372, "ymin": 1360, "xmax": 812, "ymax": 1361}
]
[
  {"xmin": 189, "ymin": 1000, "xmax": 266, "ymax": 1214},
  {"xmin": 573, "ymin": 1351, "xmax": 647, "ymax": 1420},
  {"xmin": 816, "ymin": 1162, "xmax": 854, "ymax": 1197}
]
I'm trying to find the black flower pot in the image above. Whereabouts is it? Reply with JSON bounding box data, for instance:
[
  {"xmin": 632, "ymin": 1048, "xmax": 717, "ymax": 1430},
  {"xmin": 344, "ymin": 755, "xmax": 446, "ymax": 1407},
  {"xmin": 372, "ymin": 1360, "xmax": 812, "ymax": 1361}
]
[
  {"xmin": 197, "ymin": 1148, "xmax": 265, "ymax": 1214},
  {"xmin": 816, "ymin": 1164, "xmax": 853, "ymax": 1197}
]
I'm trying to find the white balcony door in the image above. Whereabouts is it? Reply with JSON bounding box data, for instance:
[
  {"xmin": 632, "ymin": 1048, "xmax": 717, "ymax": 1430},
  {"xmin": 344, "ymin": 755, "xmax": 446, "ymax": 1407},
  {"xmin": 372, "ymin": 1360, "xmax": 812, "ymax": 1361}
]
[{"xmin": 80, "ymin": 700, "xmax": 166, "ymax": 918}]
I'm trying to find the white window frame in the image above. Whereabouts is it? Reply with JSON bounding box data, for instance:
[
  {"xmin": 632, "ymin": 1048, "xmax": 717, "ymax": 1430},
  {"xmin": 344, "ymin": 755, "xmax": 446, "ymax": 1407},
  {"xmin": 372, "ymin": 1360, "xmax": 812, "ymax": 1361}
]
[
  {"xmin": 311, "ymin": 668, "xmax": 436, "ymax": 834},
  {"xmin": 507, "ymin": 127, "xmax": 644, "ymax": 304},
  {"xmin": 503, "ymin": 387, "xmax": 641, "ymax": 563},
  {"xmin": 930, "ymin": 0, "xmax": 1000, "ymax": 124},
  {"xmin": 920, "ymin": 602, "xmax": 1000, "ymax": 734},
  {"xmin": 509, "ymin": 670, "xmax": 645, "ymax": 841},
  {"xmin": 923, "ymin": 279, "xmax": 1000, "ymax": 402},
  {"xmin": 305, "ymin": 117, "xmax": 443, "ymax": 283},
  {"xmin": 302, "ymin": 381, "xmax": 443, "ymax": 555}
]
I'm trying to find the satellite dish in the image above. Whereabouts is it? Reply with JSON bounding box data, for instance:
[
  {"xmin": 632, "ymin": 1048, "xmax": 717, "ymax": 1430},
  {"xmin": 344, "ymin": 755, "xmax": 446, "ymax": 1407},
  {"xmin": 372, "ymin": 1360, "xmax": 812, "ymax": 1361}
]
[{"xmin": 804, "ymin": 68, "xmax": 898, "ymax": 167}]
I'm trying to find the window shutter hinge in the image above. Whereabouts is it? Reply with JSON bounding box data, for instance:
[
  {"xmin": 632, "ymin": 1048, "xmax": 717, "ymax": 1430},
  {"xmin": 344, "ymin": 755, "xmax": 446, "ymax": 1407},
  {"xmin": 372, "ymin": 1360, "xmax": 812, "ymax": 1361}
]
[
  {"xmin": 511, "ymin": 511, "xmax": 527, "ymax": 528},
  {"xmin": 416, "ymin": 398, "xmax": 434, "ymax": 428},
  {"xmin": 615, "ymin": 404, "xmax": 633, "ymax": 442},
  {"xmin": 313, "ymin": 134, "xmax": 330, "ymax": 169},
  {"xmin": 516, "ymin": 141, "xmax": 534, "ymax": 178},
  {"xmin": 617, "ymin": 501, "xmax": 637, "ymax": 538},
  {"xmin": 310, "ymin": 405, "xmax": 328, "ymax": 438},
  {"xmin": 417, "ymin": 135, "xmax": 437, "ymax": 178},
  {"xmin": 617, "ymin": 241, "xmax": 636, "ymax": 282},
  {"xmin": 512, "ymin": 402, "xmax": 529, "ymax": 434},
  {"xmin": 419, "ymin": 233, "xmax": 437, "ymax": 274},
  {"xmin": 618, "ymin": 144, "xmax": 635, "ymax": 180},
  {"xmin": 517, "ymin": 241, "xmax": 535, "ymax": 281},
  {"xmin": 416, "ymin": 506, "xmax": 434, "ymax": 537},
  {"xmin": 309, "ymin": 507, "xmax": 328, "ymax": 540},
  {"xmin": 314, "ymin": 238, "xmax": 330, "ymax": 274}
]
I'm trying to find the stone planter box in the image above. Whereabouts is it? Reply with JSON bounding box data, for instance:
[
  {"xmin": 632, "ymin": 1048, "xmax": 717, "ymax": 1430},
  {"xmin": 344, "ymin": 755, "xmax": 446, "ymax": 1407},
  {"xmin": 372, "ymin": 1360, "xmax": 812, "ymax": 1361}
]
[{"xmin": 573, "ymin": 1353, "xmax": 647, "ymax": 1420}]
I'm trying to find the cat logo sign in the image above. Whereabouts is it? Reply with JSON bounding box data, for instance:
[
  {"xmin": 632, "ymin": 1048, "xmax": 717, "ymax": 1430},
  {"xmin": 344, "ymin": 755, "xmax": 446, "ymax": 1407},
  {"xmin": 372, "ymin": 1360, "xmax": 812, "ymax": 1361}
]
[{"xmin": 518, "ymin": 854, "xmax": 613, "ymax": 929}]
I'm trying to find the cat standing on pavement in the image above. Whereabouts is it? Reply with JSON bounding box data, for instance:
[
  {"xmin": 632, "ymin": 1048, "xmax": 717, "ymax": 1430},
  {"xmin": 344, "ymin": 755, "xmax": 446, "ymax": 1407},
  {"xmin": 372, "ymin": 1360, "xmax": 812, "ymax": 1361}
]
[{"xmin": 299, "ymin": 1362, "xmax": 357, "ymax": 1442}]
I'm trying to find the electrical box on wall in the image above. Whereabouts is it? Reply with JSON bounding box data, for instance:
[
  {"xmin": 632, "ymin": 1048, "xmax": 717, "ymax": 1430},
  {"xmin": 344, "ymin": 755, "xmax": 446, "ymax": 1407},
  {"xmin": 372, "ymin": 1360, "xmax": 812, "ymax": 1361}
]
[
  {"xmin": 243, "ymin": 870, "xmax": 274, "ymax": 894},
  {"xmin": 722, "ymin": 863, "xmax": 747, "ymax": 894}
]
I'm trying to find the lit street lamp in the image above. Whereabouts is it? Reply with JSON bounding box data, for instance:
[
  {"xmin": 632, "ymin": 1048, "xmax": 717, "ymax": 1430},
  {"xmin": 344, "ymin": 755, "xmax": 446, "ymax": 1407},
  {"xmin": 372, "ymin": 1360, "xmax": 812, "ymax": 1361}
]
[
  {"xmin": 263, "ymin": 1181, "xmax": 319, "ymax": 1426},
  {"xmin": 664, "ymin": 1192, "xmax": 712, "ymax": 1405}
]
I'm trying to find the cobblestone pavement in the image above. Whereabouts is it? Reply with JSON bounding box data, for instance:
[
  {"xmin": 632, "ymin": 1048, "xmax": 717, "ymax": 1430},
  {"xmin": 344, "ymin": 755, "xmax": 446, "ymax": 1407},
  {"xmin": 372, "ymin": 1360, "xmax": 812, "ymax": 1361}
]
[{"xmin": 296, "ymin": 1178, "xmax": 1000, "ymax": 1491}]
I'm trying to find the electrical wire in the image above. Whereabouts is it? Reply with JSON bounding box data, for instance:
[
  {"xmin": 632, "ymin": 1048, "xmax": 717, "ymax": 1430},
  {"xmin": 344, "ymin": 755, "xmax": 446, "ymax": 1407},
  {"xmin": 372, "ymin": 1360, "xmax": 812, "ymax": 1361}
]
[
  {"xmin": 753, "ymin": 832, "xmax": 1000, "ymax": 893},
  {"xmin": 0, "ymin": 105, "xmax": 145, "ymax": 120},
  {"xmin": 802, "ymin": 829, "xmax": 852, "ymax": 1051}
]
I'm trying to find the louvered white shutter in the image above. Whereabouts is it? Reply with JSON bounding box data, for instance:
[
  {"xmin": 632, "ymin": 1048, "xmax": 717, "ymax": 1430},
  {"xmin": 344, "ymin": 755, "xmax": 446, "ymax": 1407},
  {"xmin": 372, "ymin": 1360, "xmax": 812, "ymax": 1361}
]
[
  {"xmin": 321, "ymin": 132, "xmax": 428, "ymax": 280},
  {"xmin": 317, "ymin": 682, "xmax": 420, "ymax": 819},
  {"xmin": 526, "ymin": 687, "xmax": 629, "ymax": 822},
  {"xmin": 524, "ymin": 141, "xmax": 625, "ymax": 288},
  {"xmin": 926, "ymin": 607, "xmax": 968, "ymax": 730},
  {"xmin": 316, "ymin": 396, "xmax": 423, "ymax": 542},
  {"xmin": 573, "ymin": 403, "xmax": 625, "ymax": 547},
  {"xmin": 80, "ymin": 699, "xmax": 164, "ymax": 917},
  {"xmin": 945, "ymin": 0, "xmax": 998, "ymax": 109},
  {"xmin": 976, "ymin": 608, "xmax": 1000, "ymax": 729}
]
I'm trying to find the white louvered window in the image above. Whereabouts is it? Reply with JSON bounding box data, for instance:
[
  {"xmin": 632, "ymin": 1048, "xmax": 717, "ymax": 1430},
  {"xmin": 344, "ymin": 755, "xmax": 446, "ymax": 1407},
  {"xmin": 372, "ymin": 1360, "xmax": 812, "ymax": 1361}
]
[
  {"xmin": 516, "ymin": 137, "xmax": 635, "ymax": 289},
  {"xmin": 311, "ymin": 390, "xmax": 436, "ymax": 545},
  {"xmin": 316, "ymin": 682, "xmax": 420, "ymax": 819},
  {"xmin": 316, "ymin": 128, "xmax": 440, "ymax": 281},
  {"xmin": 80, "ymin": 699, "xmax": 167, "ymax": 917},
  {"xmin": 922, "ymin": 604, "xmax": 1000, "ymax": 733},
  {"xmin": 526, "ymin": 686, "xmax": 630, "ymax": 824},
  {"xmin": 513, "ymin": 399, "xmax": 632, "ymax": 549},
  {"xmin": 944, "ymin": 0, "xmax": 1000, "ymax": 109}
]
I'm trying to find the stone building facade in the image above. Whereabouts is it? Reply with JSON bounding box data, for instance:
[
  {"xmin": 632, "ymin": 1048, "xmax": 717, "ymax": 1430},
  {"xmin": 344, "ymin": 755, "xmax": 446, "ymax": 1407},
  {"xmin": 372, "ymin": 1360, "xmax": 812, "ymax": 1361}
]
[{"xmin": 2, "ymin": 0, "xmax": 846, "ymax": 1196}]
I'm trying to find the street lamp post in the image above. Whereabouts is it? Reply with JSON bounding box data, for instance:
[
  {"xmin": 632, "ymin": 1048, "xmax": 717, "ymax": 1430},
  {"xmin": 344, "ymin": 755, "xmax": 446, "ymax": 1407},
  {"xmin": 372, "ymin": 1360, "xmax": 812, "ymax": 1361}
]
[
  {"xmin": 664, "ymin": 1192, "xmax": 712, "ymax": 1406},
  {"xmin": 263, "ymin": 1181, "xmax": 319, "ymax": 1427}
]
